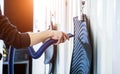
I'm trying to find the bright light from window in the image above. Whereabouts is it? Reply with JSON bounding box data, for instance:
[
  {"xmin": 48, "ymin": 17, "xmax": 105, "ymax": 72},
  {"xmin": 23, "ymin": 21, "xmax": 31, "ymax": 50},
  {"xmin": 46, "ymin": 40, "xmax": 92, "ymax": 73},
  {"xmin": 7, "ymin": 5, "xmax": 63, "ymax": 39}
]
[
  {"xmin": 34, "ymin": 0, "xmax": 47, "ymax": 32},
  {"xmin": 0, "ymin": 0, "xmax": 4, "ymax": 15},
  {"xmin": 33, "ymin": 0, "xmax": 54, "ymax": 74},
  {"xmin": 33, "ymin": 0, "xmax": 56, "ymax": 32}
]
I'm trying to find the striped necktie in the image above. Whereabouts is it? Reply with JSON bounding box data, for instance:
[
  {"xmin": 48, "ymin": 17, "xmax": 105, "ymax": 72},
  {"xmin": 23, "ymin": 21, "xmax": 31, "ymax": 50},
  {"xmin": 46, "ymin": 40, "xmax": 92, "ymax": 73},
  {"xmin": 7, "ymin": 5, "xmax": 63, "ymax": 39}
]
[{"xmin": 70, "ymin": 16, "xmax": 92, "ymax": 74}]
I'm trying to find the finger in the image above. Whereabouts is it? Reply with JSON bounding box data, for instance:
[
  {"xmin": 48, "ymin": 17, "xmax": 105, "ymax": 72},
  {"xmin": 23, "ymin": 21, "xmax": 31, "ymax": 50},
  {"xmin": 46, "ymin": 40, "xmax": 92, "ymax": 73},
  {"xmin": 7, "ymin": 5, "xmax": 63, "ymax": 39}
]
[
  {"xmin": 58, "ymin": 33, "xmax": 68, "ymax": 43},
  {"xmin": 61, "ymin": 33, "xmax": 66, "ymax": 43},
  {"xmin": 56, "ymin": 34, "xmax": 64, "ymax": 44},
  {"xmin": 54, "ymin": 38, "xmax": 61, "ymax": 45},
  {"xmin": 63, "ymin": 33, "xmax": 69, "ymax": 40},
  {"xmin": 62, "ymin": 35, "xmax": 66, "ymax": 42},
  {"xmin": 60, "ymin": 37, "xmax": 64, "ymax": 43}
]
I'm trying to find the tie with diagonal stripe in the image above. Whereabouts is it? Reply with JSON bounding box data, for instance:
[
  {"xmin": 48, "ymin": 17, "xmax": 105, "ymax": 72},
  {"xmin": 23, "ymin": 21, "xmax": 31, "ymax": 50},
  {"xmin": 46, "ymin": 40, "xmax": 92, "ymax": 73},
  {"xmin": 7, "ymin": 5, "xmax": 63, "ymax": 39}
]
[{"xmin": 70, "ymin": 16, "xmax": 92, "ymax": 74}]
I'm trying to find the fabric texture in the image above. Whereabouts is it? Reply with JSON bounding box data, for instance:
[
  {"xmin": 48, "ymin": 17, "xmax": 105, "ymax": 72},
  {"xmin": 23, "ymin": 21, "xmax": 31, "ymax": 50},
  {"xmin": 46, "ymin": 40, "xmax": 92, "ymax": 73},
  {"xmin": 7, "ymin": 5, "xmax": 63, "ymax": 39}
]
[
  {"xmin": 70, "ymin": 16, "xmax": 92, "ymax": 74},
  {"xmin": 44, "ymin": 45, "xmax": 54, "ymax": 64},
  {"xmin": 0, "ymin": 9, "xmax": 30, "ymax": 49},
  {"xmin": 44, "ymin": 44, "xmax": 57, "ymax": 74}
]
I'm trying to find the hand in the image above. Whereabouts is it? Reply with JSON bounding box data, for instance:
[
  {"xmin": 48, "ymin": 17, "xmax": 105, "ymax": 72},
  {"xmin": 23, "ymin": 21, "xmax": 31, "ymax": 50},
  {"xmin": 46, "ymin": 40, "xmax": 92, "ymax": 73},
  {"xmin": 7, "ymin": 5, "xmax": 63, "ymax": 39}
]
[{"xmin": 50, "ymin": 30, "xmax": 69, "ymax": 45}]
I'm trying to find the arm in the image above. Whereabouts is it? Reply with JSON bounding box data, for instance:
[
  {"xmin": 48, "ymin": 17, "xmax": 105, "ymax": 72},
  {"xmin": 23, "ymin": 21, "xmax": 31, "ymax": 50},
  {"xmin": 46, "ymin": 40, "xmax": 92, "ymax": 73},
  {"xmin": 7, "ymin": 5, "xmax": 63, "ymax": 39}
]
[
  {"xmin": 0, "ymin": 15, "xmax": 69, "ymax": 49},
  {"xmin": 0, "ymin": 15, "xmax": 30, "ymax": 48},
  {"xmin": 28, "ymin": 30, "xmax": 69, "ymax": 46}
]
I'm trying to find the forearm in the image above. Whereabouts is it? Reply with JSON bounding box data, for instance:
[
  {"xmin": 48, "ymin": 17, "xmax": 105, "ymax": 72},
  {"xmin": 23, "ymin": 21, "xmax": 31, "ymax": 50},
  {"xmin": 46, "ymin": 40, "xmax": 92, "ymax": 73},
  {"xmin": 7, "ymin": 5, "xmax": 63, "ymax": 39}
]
[{"xmin": 28, "ymin": 30, "xmax": 53, "ymax": 46}]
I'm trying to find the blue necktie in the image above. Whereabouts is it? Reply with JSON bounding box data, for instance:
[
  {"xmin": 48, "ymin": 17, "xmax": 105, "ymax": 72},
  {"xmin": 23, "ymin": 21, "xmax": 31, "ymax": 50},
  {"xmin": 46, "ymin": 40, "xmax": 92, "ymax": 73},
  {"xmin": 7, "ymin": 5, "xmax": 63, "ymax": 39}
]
[{"xmin": 70, "ymin": 16, "xmax": 92, "ymax": 74}]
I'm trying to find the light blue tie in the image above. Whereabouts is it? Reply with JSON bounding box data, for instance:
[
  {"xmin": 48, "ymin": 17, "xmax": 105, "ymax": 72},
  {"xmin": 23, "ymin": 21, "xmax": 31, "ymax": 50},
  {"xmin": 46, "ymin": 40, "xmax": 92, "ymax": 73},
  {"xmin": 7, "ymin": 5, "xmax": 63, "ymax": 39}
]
[{"xmin": 70, "ymin": 16, "xmax": 92, "ymax": 74}]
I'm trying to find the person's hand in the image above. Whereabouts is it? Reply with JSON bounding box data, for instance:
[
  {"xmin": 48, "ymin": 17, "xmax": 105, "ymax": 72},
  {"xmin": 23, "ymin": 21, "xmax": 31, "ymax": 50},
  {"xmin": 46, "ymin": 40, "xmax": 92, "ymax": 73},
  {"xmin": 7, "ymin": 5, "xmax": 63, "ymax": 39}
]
[{"xmin": 50, "ymin": 30, "xmax": 69, "ymax": 45}]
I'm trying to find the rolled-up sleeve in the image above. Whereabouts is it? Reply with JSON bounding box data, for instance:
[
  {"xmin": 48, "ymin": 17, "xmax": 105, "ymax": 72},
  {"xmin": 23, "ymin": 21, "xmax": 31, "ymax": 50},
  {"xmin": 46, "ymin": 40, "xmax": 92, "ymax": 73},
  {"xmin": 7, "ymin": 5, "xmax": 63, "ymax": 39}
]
[{"xmin": 0, "ymin": 15, "xmax": 30, "ymax": 49}]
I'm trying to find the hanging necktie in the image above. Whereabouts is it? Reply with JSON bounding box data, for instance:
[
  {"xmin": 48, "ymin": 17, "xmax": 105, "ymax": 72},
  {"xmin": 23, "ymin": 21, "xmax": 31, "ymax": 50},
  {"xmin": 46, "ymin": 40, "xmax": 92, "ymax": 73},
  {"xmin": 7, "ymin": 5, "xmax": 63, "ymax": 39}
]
[{"xmin": 70, "ymin": 16, "xmax": 92, "ymax": 74}]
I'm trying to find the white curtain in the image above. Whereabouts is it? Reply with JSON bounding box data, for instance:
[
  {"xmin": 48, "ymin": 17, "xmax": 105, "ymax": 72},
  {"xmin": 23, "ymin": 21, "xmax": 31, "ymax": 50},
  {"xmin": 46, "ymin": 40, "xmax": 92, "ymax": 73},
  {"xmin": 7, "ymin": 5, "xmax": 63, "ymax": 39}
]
[
  {"xmin": 33, "ymin": 0, "xmax": 46, "ymax": 74},
  {"xmin": 88, "ymin": 0, "xmax": 116, "ymax": 74},
  {"xmin": 33, "ymin": 0, "xmax": 67, "ymax": 74},
  {"xmin": 33, "ymin": 0, "xmax": 120, "ymax": 74},
  {"xmin": 113, "ymin": 0, "xmax": 120, "ymax": 74}
]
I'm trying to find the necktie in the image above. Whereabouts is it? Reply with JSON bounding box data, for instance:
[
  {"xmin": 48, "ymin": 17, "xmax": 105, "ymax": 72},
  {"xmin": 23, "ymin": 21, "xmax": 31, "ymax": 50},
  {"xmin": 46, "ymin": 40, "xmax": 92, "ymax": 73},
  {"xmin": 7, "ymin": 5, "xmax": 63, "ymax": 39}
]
[{"xmin": 70, "ymin": 16, "xmax": 92, "ymax": 74}]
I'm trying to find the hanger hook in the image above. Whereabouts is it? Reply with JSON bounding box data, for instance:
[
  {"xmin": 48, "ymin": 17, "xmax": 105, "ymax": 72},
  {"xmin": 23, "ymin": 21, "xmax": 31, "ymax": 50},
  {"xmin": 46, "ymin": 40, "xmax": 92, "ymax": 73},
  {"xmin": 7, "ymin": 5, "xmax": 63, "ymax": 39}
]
[
  {"xmin": 81, "ymin": 0, "xmax": 85, "ymax": 21},
  {"xmin": 81, "ymin": 0, "xmax": 85, "ymax": 14},
  {"xmin": 82, "ymin": 0, "xmax": 85, "ymax": 5}
]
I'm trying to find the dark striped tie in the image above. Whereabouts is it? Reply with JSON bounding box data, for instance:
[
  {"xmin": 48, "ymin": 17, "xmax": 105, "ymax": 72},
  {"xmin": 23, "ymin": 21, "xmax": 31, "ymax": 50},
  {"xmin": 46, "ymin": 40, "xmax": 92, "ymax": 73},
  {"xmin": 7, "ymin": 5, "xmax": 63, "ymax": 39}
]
[{"xmin": 70, "ymin": 16, "xmax": 92, "ymax": 74}]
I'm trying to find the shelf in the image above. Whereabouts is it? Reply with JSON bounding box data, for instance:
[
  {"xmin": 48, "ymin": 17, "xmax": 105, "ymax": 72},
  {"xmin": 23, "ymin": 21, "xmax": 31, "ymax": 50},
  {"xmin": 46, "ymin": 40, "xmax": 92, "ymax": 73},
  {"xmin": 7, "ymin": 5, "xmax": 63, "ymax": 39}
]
[{"xmin": 3, "ymin": 61, "xmax": 29, "ymax": 74}]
